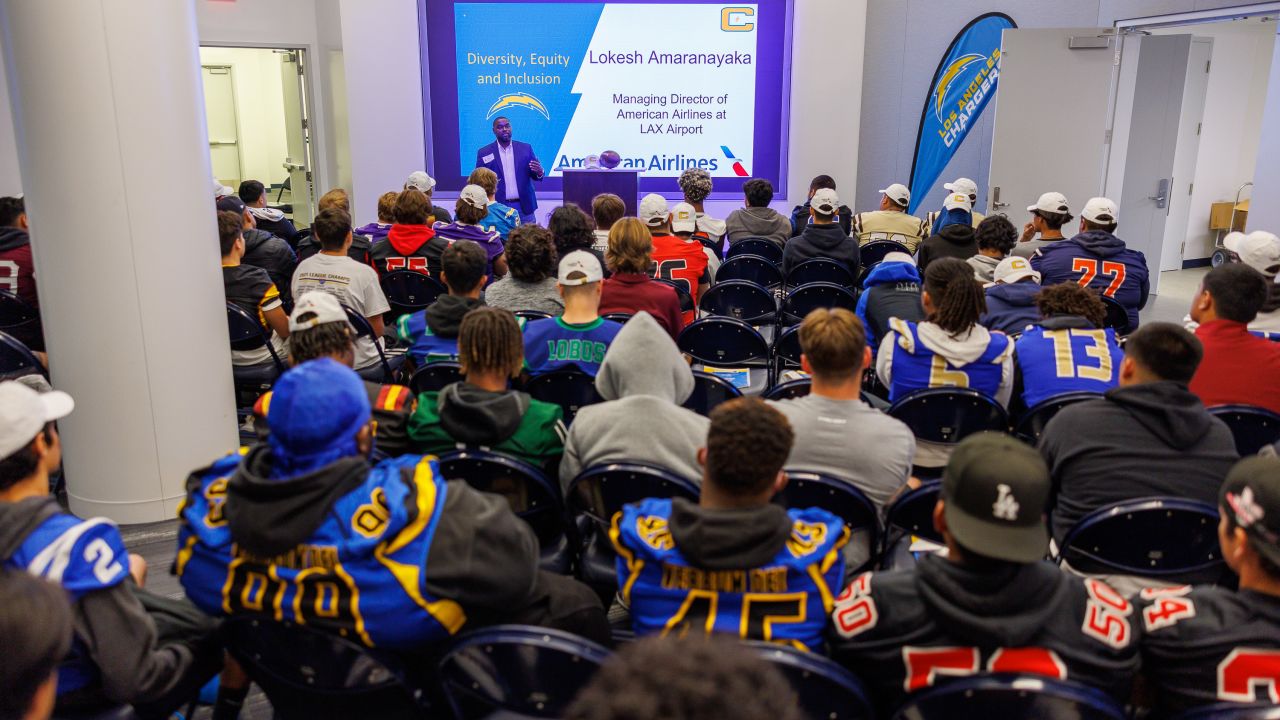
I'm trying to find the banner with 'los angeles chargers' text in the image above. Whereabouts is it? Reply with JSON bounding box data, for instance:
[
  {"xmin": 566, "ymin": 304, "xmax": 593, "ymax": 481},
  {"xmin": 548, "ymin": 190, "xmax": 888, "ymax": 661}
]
[{"xmin": 907, "ymin": 13, "xmax": 1015, "ymax": 214}]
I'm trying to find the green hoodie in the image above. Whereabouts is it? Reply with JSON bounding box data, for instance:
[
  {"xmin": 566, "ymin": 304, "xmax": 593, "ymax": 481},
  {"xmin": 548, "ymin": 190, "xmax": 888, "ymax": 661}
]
[{"xmin": 408, "ymin": 382, "xmax": 565, "ymax": 470}]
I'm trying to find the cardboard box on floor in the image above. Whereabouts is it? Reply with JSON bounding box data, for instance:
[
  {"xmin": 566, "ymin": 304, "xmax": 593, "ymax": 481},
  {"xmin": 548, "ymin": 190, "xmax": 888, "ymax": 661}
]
[{"xmin": 1209, "ymin": 199, "xmax": 1249, "ymax": 231}]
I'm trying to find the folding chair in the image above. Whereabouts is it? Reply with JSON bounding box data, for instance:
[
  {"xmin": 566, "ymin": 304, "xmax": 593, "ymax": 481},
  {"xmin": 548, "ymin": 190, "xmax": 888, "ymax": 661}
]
[
  {"xmin": 748, "ymin": 641, "xmax": 874, "ymax": 720},
  {"xmin": 437, "ymin": 625, "xmax": 610, "ymax": 719},
  {"xmin": 408, "ymin": 361, "xmax": 463, "ymax": 395},
  {"xmin": 653, "ymin": 278, "xmax": 695, "ymax": 316},
  {"xmin": 715, "ymin": 254, "xmax": 784, "ymax": 288},
  {"xmin": 889, "ymin": 388, "xmax": 1009, "ymax": 445},
  {"xmin": 682, "ymin": 369, "xmax": 743, "ymax": 416},
  {"xmin": 859, "ymin": 240, "xmax": 911, "ymax": 272},
  {"xmin": 524, "ymin": 368, "xmax": 603, "ymax": 425},
  {"xmin": 1209, "ymin": 404, "xmax": 1280, "ymax": 456},
  {"xmin": 1100, "ymin": 295, "xmax": 1133, "ymax": 335},
  {"xmin": 601, "ymin": 312, "xmax": 633, "ymax": 324},
  {"xmin": 775, "ymin": 471, "xmax": 880, "ymax": 573},
  {"xmin": 699, "ymin": 280, "xmax": 778, "ymax": 328},
  {"xmin": 762, "ymin": 377, "xmax": 811, "ymax": 401},
  {"xmin": 677, "ymin": 316, "xmax": 773, "ymax": 394},
  {"xmin": 880, "ymin": 480, "xmax": 942, "ymax": 570},
  {"xmin": 225, "ymin": 303, "xmax": 287, "ymax": 407},
  {"xmin": 0, "ymin": 329, "xmax": 47, "ymax": 381},
  {"xmin": 785, "ymin": 257, "xmax": 856, "ymax": 290},
  {"xmin": 772, "ymin": 324, "xmax": 803, "ymax": 369},
  {"xmin": 1012, "ymin": 391, "xmax": 1101, "ymax": 444},
  {"xmin": 514, "ymin": 309, "xmax": 553, "ymax": 322},
  {"xmin": 380, "ymin": 270, "xmax": 446, "ymax": 321},
  {"xmin": 780, "ymin": 282, "xmax": 859, "ymax": 326},
  {"xmin": 436, "ymin": 449, "xmax": 572, "ymax": 573},
  {"xmin": 890, "ymin": 675, "xmax": 1126, "ymax": 720},
  {"xmin": 1057, "ymin": 497, "xmax": 1225, "ymax": 586},
  {"xmin": 0, "ymin": 289, "xmax": 43, "ymax": 352},
  {"xmin": 343, "ymin": 304, "xmax": 403, "ymax": 385},
  {"xmin": 726, "ymin": 237, "xmax": 784, "ymax": 264},
  {"xmin": 222, "ymin": 617, "xmax": 433, "ymax": 720}
]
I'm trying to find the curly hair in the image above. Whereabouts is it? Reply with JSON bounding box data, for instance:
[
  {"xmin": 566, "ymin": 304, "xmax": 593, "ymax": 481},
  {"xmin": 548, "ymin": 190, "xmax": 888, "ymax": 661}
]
[
  {"xmin": 1034, "ymin": 283, "xmax": 1106, "ymax": 328},
  {"xmin": 505, "ymin": 225, "xmax": 558, "ymax": 282},
  {"xmin": 706, "ymin": 398, "xmax": 794, "ymax": 495},
  {"xmin": 925, "ymin": 258, "xmax": 986, "ymax": 335},
  {"xmin": 678, "ymin": 168, "xmax": 714, "ymax": 204},
  {"xmin": 548, "ymin": 204, "xmax": 596, "ymax": 255},
  {"xmin": 376, "ymin": 191, "xmax": 398, "ymax": 223},
  {"xmin": 975, "ymin": 215, "xmax": 1018, "ymax": 255}
]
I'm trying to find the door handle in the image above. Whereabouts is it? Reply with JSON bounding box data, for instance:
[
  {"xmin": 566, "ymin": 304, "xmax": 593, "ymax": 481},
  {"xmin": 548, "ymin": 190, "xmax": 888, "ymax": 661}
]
[
  {"xmin": 990, "ymin": 186, "xmax": 1009, "ymax": 210},
  {"xmin": 1148, "ymin": 178, "xmax": 1170, "ymax": 209}
]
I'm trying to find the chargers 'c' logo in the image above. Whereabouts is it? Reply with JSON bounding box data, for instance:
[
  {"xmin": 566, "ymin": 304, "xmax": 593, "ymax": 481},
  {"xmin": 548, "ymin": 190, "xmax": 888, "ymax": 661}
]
[
  {"xmin": 721, "ymin": 6, "xmax": 754, "ymax": 31},
  {"xmin": 486, "ymin": 93, "xmax": 550, "ymax": 120}
]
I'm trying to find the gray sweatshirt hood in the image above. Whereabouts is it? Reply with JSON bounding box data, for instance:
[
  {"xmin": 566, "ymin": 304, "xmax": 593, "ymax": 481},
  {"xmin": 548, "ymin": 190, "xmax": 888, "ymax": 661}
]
[{"xmin": 595, "ymin": 312, "xmax": 694, "ymax": 403}]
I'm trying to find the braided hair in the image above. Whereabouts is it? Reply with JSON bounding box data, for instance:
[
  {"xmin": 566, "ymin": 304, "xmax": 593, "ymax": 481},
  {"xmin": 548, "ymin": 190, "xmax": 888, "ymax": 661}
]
[
  {"xmin": 458, "ymin": 307, "xmax": 524, "ymax": 379},
  {"xmin": 289, "ymin": 316, "xmax": 354, "ymax": 365},
  {"xmin": 924, "ymin": 257, "xmax": 986, "ymax": 335}
]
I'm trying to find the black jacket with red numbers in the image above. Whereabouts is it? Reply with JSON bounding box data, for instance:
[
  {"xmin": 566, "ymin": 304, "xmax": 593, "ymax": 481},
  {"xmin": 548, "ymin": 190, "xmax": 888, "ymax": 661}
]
[{"xmin": 830, "ymin": 555, "xmax": 1140, "ymax": 716}]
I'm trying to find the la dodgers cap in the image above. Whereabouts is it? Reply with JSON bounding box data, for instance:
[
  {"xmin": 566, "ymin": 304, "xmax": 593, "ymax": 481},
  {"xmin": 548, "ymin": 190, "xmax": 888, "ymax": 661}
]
[
  {"xmin": 1220, "ymin": 455, "xmax": 1280, "ymax": 568},
  {"xmin": 558, "ymin": 250, "xmax": 604, "ymax": 285},
  {"xmin": 879, "ymin": 183, "xmax": 911, "ymax": 206},
  {"xmin": 1224, "ymin": 231, "xmax": 1280, "ymax": 277},
  {"xmin": 993, "ymin": 256, "xmax": 1041, "ymax": 285},
  {"xmin": 405, "ymin": 171, "xmax": 437, "ymax": 193},
  {"xmin": 944, "ymin": 177, "xmax": 978, "ymax": 197},
  {"xmin": 1081, "ymin": 197, "xmax": 1119, "ymax": 225},
  {"xmin": 289, "ymin": 292, "xmax": 350, "ymax": 334},
  {"xmin": 671, "ymin": 202, "xmax": 698, "ymax": 233},
  {"xmin": 943, "ymin": 193, "xmax": 972, "ymax": 212},
  {"xmin": 812, "ymin": 188, "xmax": 841, "ymax": 215},
  {"xmin": 942, "ymin": 433, "xmax": 1051, "ymax": 563},
  {"xmin": 459, "ymin": 184, "xmax": 490, "ymax": 210},
  {"xmin": 1028, "ymin": 191, "xmax": 1071, "ymax": 215},
  {"xmin": 639, "ymin": 194, "xmax": 669, "ymax": 226},
  {"xmin": 267, "ymin": 359, "xmax": 370, "ymax": 463},
  {"xmin": 0, "ymin": 381, "xmax": 74, "ymax": 460}
]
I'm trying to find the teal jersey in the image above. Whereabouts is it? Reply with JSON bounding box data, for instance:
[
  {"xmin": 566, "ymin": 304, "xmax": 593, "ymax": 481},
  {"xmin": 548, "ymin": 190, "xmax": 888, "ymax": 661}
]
[
  {"xmin": 522, "ymin": 316, "xmax": 622, "ymax": 377},
  {"xmin": 396, "ymin": 311, "xmax": 459, "ymax": 366}
]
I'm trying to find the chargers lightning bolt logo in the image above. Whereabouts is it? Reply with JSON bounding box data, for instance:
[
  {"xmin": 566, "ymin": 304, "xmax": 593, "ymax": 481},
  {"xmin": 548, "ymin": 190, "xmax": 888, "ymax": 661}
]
[
  {"xmin": 486, "ymin": 93, "xmax": 551, "ymax": 120},
  {"xmin": 720, "ymin": 146, "xmax": 750, "ymax": 177},
  {"xmin": 932, "ymin": 53, "xmax": 986, "ymax": 123}
]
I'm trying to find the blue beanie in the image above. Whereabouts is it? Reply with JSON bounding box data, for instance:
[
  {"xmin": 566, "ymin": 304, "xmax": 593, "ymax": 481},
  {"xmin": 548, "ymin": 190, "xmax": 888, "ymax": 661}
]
[{"xmin": 266, "ymin": 358, "xmax": 371, "ymax": 479}]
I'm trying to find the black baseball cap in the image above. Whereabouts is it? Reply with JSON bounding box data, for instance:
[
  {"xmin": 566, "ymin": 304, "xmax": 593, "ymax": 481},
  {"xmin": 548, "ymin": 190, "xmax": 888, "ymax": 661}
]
[
  {"xmin": 1220, "ymin": 455, "xmax": 1280, "ymax": 568},
  {"xmin": 941, "ymin": 433, "xmax": 1051, "ymax": 563}
]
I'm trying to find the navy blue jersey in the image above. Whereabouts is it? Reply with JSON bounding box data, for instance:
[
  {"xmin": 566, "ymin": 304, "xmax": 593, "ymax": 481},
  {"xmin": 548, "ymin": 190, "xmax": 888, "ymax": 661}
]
[
  {"xmin": 610, "ymin": 498, "xmax": 848, "ymax": 652},
  {"xmin": 1031, "ymin": 231, "xmax": 1149, "ymax": 330},
  {"xmin": 396, "ymin": 311, "xmax": 460, "ymax": 366},
  {"xmin": 1015, "ymin": 326, "xmax": 1123, "ymax": 407},
  {"xmin": 883, "ymin": 319, "xmax": 1011, "ymax": 402},
  {"xmin": 523, "ymin": 317, "xmax": 622, "ymax": 377}
]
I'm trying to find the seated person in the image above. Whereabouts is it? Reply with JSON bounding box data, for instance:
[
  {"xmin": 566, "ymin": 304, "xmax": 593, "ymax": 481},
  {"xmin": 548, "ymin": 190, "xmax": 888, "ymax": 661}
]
[
  {"xmin": 641, "ymin": 195, "xmax": 710, "ymax": 307},
  {"xmin": 297, "ymin": 189, "xmax": 372, "ymax": 264},
  {"xmin": 1139, "ymin": 455, "xmax": 1280, "ymax": 715},
  {"xmin": 925, "ymin": 177, "xmax": 986, "ymax": 230},
  {"xmin": 0, "ymin": 196, "xmax": 44, "ymax": 352},
  {"xmin": 559, "ymin": 311, "xmax": 708, "ymax": 491},
  {"xmin": 1014, "ymin": 283, "xmax": 1122, "ymax": 410},
  {"xmin": 523, "ymin": 251, "xmax": 623, "ymax": 378},
  {"xmin": 290, "ymin": 207, "xmax": 390, "ymax": 373},
  {"xmin": 726, "ymin": 178, "xmax": 792, "ymax": 247},
  {"xmin": 1189, "ymin": 263, "xmax": 1280, "ymax": 414},
  {"xmin": 981, "ymin": 255, "xmax": 1043, "ymax": 336},
  {"xmin": 852, "ymin": 183, "xmax": 929, "ymax": 254},
  {"xmin": 369, "ymin": 187, "xmax": 449, "ymax": 277},
  {"xmin": 967, "ymin": 215, "xmax": 1018, "ymax": 282},
  {"xmin": 831, "ymin": 434, "xmax": 1139, "ymax": 716},
  {"xmin": 178, "ymin": 360, "xmax": 607, "ymax": 651},
  {"xmin": 408, "ymin": 307, "xmax": 565, "ymax": 469},
  {"xmin": 396, "ymin": 240, "xmax": 487, "ymax": 366},
  {"xmin": 254, "ymin": 292, "xmax": 415, "ymax": 457},
  {"xmin": 856, "ymin": 251, "xmax": 923, "ymax": 354},
  {"xmin": 1039, "ymin": 322, "xmax": 1238, "ymax": 547},
  {"xmin": 0, "ymin": 382, "xmax": 224, "ymax": 718},
  {"xmin": 354, "ymin": 190, "xmax": 398, "ymax": 245},
  {"xmin": 219, "ymin": 210, "xmax": 290, "ymax": 367},
  {"xmin": 468, "ymin": 167, "xmax": 521, "ymax": 241},
  {"xmin": 611, "ymin": 398, "xmax": 848, "ymax": 651},
  {"xmin": 599, "ymin": 218, "xmax": 683, "ymax": 340},
  {"xmin": 218, "ymin": 194, "xmax": 297, "ymax": 301},
  {"xmin": 0, "ymin": 567, "xmax": 72, "ymax": 720},
  {"xmin": 239, "ymin": 179, "xmax": 298, "ymax": 245},
  {"xmin": 768, "ymin": 308, "xmax": 914, "ymax": 512},
  {"xmin": 590, "ymin": 193, "xmax": 625, "ymax": 254},
  {"xmin": 877, "ymin": 258, "xmax": 1013, "ymax": 468},
  {"xmin": 484, "ymin": 225, "xmax": 564, "ymax": 317},
  {"xmin": 671, "ymin": 202, "xmax": 720, "ymax": 278},
  {"xmin": 781, "ymin": 188, "xmax": 859, "ymax": 280},
  {"xmin": 433, "ymin": 185, "xmax": 508, "ymax": 282},
  {"xmin": 790, "ymin": 174, "xmax": 854, "ymax": 239},
  {"xmin": 1012, "ymin": 191, "xmax": 1071, "ymax": 259},
  {"xmin": 404, "ymin": 170, "xmax": 454, "ymax": 224},
  {"xmin": 916, "ymin": 192, "xmax": 976, "ymax": 271},
  {"xmin": 678, "ymin": 168, "xmax": 727, "ymax": 250},
  {"xmin": 550, "ymin": 204, "xmax": 609, "ymax": 277}
]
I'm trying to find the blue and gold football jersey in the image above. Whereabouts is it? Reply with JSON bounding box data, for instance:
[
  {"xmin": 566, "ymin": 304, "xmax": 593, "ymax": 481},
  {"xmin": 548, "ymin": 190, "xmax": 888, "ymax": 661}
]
[
  {"xmin": 177, "ymin": 453, "xmax": 465, "ymax": 650},
  {"xmin": 1015, "ymin": 326, "xmax": 1123, "ymax": 407},
  {"xmin": 611, "ymin": 498, "xmax": 848, "ymax": 652},
  {"xmin": 396, "ymin": 312, "xmax": 461, "ymax": 366},
  {"xmin": 885, "ymin": 318, "xmax": 1011, "ymax": 402}
]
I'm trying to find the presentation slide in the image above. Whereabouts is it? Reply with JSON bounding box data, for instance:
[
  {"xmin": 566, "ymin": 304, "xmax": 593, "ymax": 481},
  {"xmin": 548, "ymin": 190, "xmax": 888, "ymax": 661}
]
[{"xmin": 422, "ymin": 0, "xmax": 793, "ymax": 195}]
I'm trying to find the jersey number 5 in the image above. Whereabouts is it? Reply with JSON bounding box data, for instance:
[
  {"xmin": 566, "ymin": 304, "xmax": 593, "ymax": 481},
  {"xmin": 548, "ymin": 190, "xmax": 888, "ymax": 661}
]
[
  {"xmin": 656, "ymin": 259, "xmax": 692, "ymax": 295},
  {"xmin": 1071, "ymin": 258, "xmax": 1126, "ymax": 298}
]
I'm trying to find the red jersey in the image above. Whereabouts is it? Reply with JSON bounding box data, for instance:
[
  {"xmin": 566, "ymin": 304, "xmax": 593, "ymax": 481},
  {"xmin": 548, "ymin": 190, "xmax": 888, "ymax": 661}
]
[
  {"xmin": 0, "ymin": 229, "xmax": 38, "ymax": 310},
  {"xmin": 1190, "ymin": 319, "xmax": 1280, "ymax": 414},
  {"xmin": 649, "ymin": 233, "xmax": 710, "ymax": 325}
]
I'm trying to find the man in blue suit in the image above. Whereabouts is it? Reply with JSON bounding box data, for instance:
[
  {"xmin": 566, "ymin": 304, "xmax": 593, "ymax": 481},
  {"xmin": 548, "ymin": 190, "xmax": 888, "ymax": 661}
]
[{"xmin": 475, "ymin": 116, "xmax": 543, "ymax": 224}]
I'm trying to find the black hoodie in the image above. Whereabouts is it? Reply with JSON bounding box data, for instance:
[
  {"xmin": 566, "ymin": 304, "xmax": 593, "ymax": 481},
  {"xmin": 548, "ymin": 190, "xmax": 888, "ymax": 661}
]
[
  {"xmin": 917, "ymin": 223, "xmax": 977, "ymax": 271},
  {"xmin": 1040, "ymin": 381, "xmax": 1239, "ymax": 544},
  {"xmin": 781, "ymin": 222, "xmax": 860, "ymax": 279},
  {"xmin": 425, "ymin": 294, "xmax": 483, "ymax": 338},
  {"xmin": 667, "ymin": 497, "xmax": 794, "ymax": 569},
  {"xmin": 241, "ymin": 227, "xmax": 298, "ymax": 299}
]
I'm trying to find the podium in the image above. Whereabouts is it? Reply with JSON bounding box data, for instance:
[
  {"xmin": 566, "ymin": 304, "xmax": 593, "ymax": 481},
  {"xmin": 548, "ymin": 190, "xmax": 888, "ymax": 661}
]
[{"xmin": 562, "ymin": 169, "xmax": 639, "ymax": 217}]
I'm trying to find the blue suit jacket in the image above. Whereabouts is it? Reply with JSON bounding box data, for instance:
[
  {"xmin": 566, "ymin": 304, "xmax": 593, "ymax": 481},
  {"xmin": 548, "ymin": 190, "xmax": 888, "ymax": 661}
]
[{"xmin": 476, "ymin": 140, "xmax": 542, "ymax": 216}]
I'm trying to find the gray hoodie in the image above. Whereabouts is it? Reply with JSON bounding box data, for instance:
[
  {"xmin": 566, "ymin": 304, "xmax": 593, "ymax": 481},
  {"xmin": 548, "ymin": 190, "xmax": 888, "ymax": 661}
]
[
  {"xmin": 725, "ymin": 206, "xmax": 793, "ymax": 247},
  {"xmin": 559, "ymin": 312, "xmax": 709, "ymax": 491}
]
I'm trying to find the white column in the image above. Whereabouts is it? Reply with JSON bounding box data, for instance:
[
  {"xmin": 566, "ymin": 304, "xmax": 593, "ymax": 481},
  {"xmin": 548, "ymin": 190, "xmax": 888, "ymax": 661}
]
[
  {"xmin": 0, "ymin": 0, "xmax": 238, "ymax": 523},
  {"xmin": 1248, "ymin": 31, "xmax": 1280, "ymax": 233}
]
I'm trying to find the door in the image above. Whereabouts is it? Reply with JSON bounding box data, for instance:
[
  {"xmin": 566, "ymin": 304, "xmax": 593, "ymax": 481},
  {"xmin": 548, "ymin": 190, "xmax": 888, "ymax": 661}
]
[
  {"xmin": 1157, "ymin": 38, "xmax": 1211, "ymax": 272},
  {"xmin": 201, "ymin": 65, "xmax": 242, "ymax": 188},
  {"xmin": 278, "ymin": 50, "xmax": 314, "ymax": 228},
  {"xmin": 987, "ymin": 28, "xmax": 1118, "ymax": 221}
]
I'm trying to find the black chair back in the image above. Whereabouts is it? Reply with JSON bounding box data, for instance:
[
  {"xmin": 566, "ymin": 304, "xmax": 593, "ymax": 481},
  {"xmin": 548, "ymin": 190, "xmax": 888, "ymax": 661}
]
[
  {"xmin": 786, "ymin": 258, "xmax": 856, "ymax": 290},
  {"xmin": 380, "ymin": 270, "xmax": 446, "ymax": 319},
  {"xmin": 888, "ymin": 388, "xmax": 1009, "ymax": 444},
  {"xmin": 524, "ymin": 368, "xmax": 603, "ymax": 425},
  {"xmin": 225, "ymin": 303, "xmax": 287, "ymax": 374},
  {"xmin": 0, "ymin": 289, "xmax": 42, "ymax": 351},
  {"xmin": 749, "ymin": 641, "xmax": 874, "ymax": 720},
  {"xmin": 601, "ymin": 312, "xmax": 633, "ymax": 324},
  {"xmin": 859, "ymin": 240, "xmax": 911, "ymax": 269},
  {"xmin": 699, "ymin": 280, "xmax": 777, "ymax": 325},
  {"xmin": 682, "ymin": 370, "xmax": 743, "ymax": 416},
  {"xmin": 653, "ymin": 278, "xmax": 695, "ymax": 314},
  {"xmin": 514, "ymin": 309, "xmax": 553, "ymax": 322},
  {"xmin": 881, "ymin": 480, "xmax": 943, "ymax": 568},
  {"xmin": 726, "ymin": 237, "xmax": 784, "ymax": 264},
  {"xmin": 716, "ymin": 254, "xmax": 784, "ymax": 288},
  {"xmin": 678, "ymin": 317, "xmax": 771, "ymax": 366},
  {"xmin": 0, "ymin": 330, "xmax": 46, "ymax": 381},
  {"xmin": 1058, "ymin": 497, "xmax": 1225, "ymax": 585},
  {"xmin": 762, "ymin": 378, "xmax": 811, "ymax": 401},
  {"xmin": 1100, "ymin": 295, "xmax": 1132, "ymax": 335},
  {"xmin": 1174, "ymin": 703, "xmax": 1280, "ymax": 719},
  {"xmin": 1209, "ymin": 404, "xmax": 1280, "ymax": 456},
  {"xmin": 889, "ymin": 675, "xmax": 1126, "ymax": 720},
  {"xmin": 1012, "ymin": 392, "xmax": 1101, "ymax": 443},
  {"xmin": 772, "ymin": 324, "xmax": 803, "ymax": 368},
  {"xmin": 408, "ymin": 361, "xmax": 464, "ymax": 395},
  {"xmin": 775, "ymin": 471, "xmax": 880, "ymax": 561},
  {"xmin": 781, "ymin": 282, "xmax": 859, "ymax": 325},
  {"xmin": 437, "ymin": 625, "xmax": 610, "ymax": 719},
  {"xmin": 342, "ymin": 304, "xmax": 398, "ymax": 384}
]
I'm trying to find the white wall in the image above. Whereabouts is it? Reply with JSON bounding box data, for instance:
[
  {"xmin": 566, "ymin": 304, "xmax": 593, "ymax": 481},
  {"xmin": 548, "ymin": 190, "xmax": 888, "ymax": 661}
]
[
  {"xmin": 0, "ymin": 42, "xmax": 19, "ymax": 195},
  {"xmin": 198, "ymin": 47, "xmax": 290, "ymax": 187},
  {"xmin": 1249, "ymin": 29, "xmax": 1280, "ymax": 233}
]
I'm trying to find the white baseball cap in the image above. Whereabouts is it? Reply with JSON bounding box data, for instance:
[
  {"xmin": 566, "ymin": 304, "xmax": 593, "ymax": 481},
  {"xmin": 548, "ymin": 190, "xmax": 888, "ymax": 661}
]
[
  {"xmin": 1224, "ymin": 231, "xmax": 1280, "ymax": 277},
  {"xmin": 1028, "ymin": 192, "xmax": 1071, "ymax": 215},
  {"xmin": 0, "ymin": 382, "xmax": 74, "ymax": 460},
  {"xmin": 879, "ymin": 183, "xmax": 911, "ymax": 206},
  {"xmin": 639, "ymin": 194, "xmax": 669, "ymax": 226},
  {"xmin": 670, "ymin": 202, "xmax": 698, "ymax": 233},
  {"xmin": 943, "ymin": 193, "xmax": 973, "ymax": 212},
  {"xmin": 558, "ymin": 250, "xmax": 604, "ymax": 285},
  {"xmin": 993, "ymin": 256, "xmax": 1041, "ymax": 285},
  {"xmin": 1081, "ymin": 197, "xmax": 1119, "ymax": 225},
  {"xmin": 882, "ymin": 251, "xmax": 916, "ymax": 266},
  {"xmin": 944, "ymin": 178, "xmax": 979, "ymax": 197},
  {"xmin": 289, "ymin": 291, "xmax": 350, "ymax": 333},
  {"xmin": 459, "ymin": 184, "xmax": 490, "ymax": 210},
  {"xmin": 405, "ymin": 171, "xmax": 437, "ymax": 193},
  {"xmin": 213, "ymin": 176, "xmax": 235, "ymax": 198},
  {"xmin": 812, "ymin": 188, "xmax": 841, "ymax": 215}
]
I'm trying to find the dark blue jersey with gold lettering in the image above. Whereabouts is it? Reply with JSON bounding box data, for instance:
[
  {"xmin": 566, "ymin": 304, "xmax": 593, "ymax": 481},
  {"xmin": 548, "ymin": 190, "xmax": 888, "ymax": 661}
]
[
  {"xmin": 611, "ymin": 498, "xmax": 848, "ymax": 651},
  {"xmin": 1015, "ymin": 325, "xmax": 1123, "ymax": 407}
]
